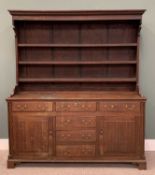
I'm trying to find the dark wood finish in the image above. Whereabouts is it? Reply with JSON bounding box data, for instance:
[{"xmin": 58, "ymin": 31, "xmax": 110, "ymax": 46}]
[
  {"xmin": 56, "ymin": 116, "xmax": 96, "ymax": 129},
  {"xmin": 18, "ymin": 78, "xmax": 137, "ymax": 83},
  {"xmin": 18, "ymin": 60, "xmax": 137, "ymax": 65},
  {"xmin": 7, "ymin": 10, "xmax": 146, "ymax": 169},
  {"xmin": 56, "ymin": 145, "xmax": 96, "ymax": 158},
  {"xmin": 12, "ymin": 101, "xmax": 53, "ymax": 111},
  {"xmin": 12, "ymin": 113, "xmax": 51, "ymax": 159},
  {"xmin": 7, "ymin": 160, "xmax": 16, "ymax": 169},
  {"xmin": 138, "ymin": 162, "xmax": 147, "ymax": 170},
  {"xmin": 18, "ymin": 43, "xmax": 137, "ymax": 47}
]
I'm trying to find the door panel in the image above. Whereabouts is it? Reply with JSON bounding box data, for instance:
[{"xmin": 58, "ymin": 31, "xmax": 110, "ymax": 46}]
[
  {"xmin": 12, "ymin": 113, "xmax": 51, "ymax": 158},
  {"xmin": 98, "ymin": 115, "xmax": 139, "ymax": 157}
]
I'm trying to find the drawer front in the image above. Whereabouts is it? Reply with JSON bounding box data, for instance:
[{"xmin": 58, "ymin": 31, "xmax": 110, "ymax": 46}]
[
  {"xmin": 56, "ymin": 145, "xmax": 95, "ymax": 157},
  {"xmin": 56, "ymin": 101, "xmax": 96, "ymax": 112},
  {"xmin": 56, "ymin": 130, "xmax": 96, "ymax": 143},
  {"xmin": 99, "ymin": 102, "xmax": 140, "ymax": 113},
  {"xmin": 12, "ymin": 101, "xmax": 53, "ymax": 112},
  {"xmin": 56, "ymin": 116, "xmax": 96, "ymax": 130}
]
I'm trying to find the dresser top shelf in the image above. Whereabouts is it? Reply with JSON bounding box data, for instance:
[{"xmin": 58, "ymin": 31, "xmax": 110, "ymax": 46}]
[
  {"xmin": 9, "ymin": 10, "xmax": 145, "ymax": 94},
  {"xmin": 9, "ymin": 10, "xmax": 145, "ymax": 21},
  {"xmin": 7, "ymin": 91, "xmax": 146, "ymax": 100}
]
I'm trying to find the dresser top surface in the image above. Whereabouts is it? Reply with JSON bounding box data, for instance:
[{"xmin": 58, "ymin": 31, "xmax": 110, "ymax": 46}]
[{"xmin": 7, "ymin": 91, "xmax": 145, "ymax": 100}]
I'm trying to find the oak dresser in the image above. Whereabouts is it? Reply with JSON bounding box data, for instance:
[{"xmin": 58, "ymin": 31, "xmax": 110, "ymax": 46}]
[{"xmin": 7, "ymin": 10, "xmax": 146, "ymax": 169}]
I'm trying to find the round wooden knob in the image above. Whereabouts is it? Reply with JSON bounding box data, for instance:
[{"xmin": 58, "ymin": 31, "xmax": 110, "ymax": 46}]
[{"xmin": 64, "ymin": 151, "xmax": 70, "ymax": 156}]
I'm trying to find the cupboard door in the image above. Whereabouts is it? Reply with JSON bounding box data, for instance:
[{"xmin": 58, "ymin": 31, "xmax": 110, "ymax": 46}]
[
  {"xmin": 98, "ymin": 115, "xmax": 139, "ymax": 157},
  {"xmin": 12, "ymin": 113, "xmax": 52, "ymax": 159}
]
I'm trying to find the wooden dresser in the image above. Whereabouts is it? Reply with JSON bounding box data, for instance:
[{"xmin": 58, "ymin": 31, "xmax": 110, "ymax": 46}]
[{"xmin": 7, "ymin": 10, "xmax": 146, "ymax": 169}]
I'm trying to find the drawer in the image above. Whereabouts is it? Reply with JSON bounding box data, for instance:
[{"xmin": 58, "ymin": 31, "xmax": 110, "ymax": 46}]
[
  {"xmin": 12, "ymin": 101, "xmax": 53, "ymax": 112},
  {"xmin": 56, "ymin": 116, "xmax": 96, "ymax": 130},
  {"xmin": 56, "ymin": 145, "xmax": 95, "ymax": 157},
  {"xmin": 56, "ymin": 130, "xmax": 96, "ymax": 143},
  {"xmin": 56, "ymin": 101, "xmax": 96, "ymax": 112},
  {"xmin": 99, "ymin": 102, "xmax": 140, "ymax": 113}
]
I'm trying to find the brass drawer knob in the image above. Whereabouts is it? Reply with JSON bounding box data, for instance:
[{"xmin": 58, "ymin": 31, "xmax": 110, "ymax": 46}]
[
  {"xmin": 132, "ymin": 105, "xmax": 135, "ymax": 108},
  {"xmin": 74, "ymin": 102, "xmax": 78, "ymax": 106},
  {"xmin": 82, "ymin": 119, "xmax": 85, "ymax": 122},
  {"xmin": 23, "ymin": 104, "xmax": 28, "ymax": 109},
  {"xmin": 81, "ymin": 104, "xmax": 85, "ymax": 108},
  {"xmin": 82, "ymin": 149, "xmax": 89, "ymax": 154},
  {"xmin": 111, "ymin": 105, "xmax": 114, "ymax": 108},
  {"xmin": 38, "ymin": 104, "xmax": 43, "ymax": 108},
  {"xmin": 49, "ymin": 131, "xmax": 53, "ymax": 135},
  {"xmin": 64, "ymin": 151, "xmax": 70, "ymax": 156},
  {"xmin": 81, "ymin": 150, "xmax": 86, "ymax": 154},
  {"xmin": 17, "ymin": 104, "xmax": 21, "ymax": 108},
  {"xmin": 38, "ymin": 104, "xmax": 46, "ymax": 110},
  {"xmin": 81, "ymin": 134, "xmax": 90, "ymax": 139},
  {"xmin": 64, "ymin": 119, "xmax": 71, "ymax": 124},
  {"xmin": 38, "ymin": 104, "xmax": 41, "ymax": 108},
  {"xmin": 100, "ymin": 130, "xmax": 104, "ymax": 134},
  {"xmin": 30, "ymin": 136, "xmax": 33, "ymax": 141}
]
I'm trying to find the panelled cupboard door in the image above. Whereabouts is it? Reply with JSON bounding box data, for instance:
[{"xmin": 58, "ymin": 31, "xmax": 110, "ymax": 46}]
[
  {"xmin": 11, "ymin": 113, "xmax": 53, "ymax": 159},
  {"xmin": 98, "ymin": 115, "xmax": 139, "ymax": 157}
]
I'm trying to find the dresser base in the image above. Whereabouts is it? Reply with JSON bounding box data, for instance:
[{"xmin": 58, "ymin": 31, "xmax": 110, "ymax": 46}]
[{"xmin": 7, "ymin": 157, "xmax": 146, "ymax": 170}]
